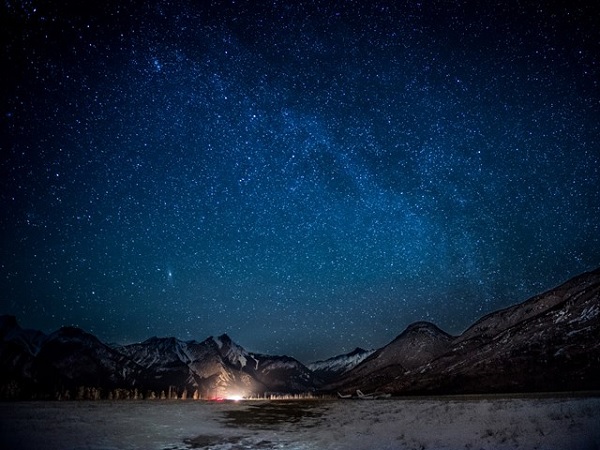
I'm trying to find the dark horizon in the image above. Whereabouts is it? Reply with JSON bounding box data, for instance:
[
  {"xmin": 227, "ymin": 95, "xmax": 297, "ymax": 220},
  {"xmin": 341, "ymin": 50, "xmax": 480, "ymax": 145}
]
[{"xmin": 3, "ymin": 266, "xmax": 599, "ymax": 365}]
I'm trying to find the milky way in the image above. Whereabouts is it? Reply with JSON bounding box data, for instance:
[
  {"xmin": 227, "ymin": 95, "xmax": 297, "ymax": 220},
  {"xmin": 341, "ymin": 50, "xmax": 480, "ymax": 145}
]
[{"xmin": 1, "ymin": 0, "xmax": 599, "ymax": 362}]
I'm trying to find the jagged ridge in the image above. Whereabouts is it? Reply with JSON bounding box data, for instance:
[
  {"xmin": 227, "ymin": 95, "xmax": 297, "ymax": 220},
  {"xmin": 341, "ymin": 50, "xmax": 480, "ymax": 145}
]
[
  {"xmin": 1, "ymin": 268, "xmax": 599, "ymax": 398},
  {"xmin": 335, "ymin": 268, "xmax": 600, "ymax": 395}
]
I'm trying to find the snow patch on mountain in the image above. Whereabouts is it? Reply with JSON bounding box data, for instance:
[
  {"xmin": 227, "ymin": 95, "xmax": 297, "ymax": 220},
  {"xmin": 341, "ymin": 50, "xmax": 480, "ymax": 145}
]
[
  {"xmin": 265, "ymin": 360, "xmax": 298, "ymax": 371},
  {"xmin": 212, "ymin": 336, "xmax": 223, "ymax": 349},
  {"xmin": 216, "ymin": 334, "xmax": 251, "ymax": 369},
  {"xmin": 309, "ymin": 348, "xmax": 374, "ymax": 374},
  {"xmin": 175, "ymin": 342, "xmax": 192, "ymax": 364},
  {"xmin": 576, "ymin": 305, "xmax": 599, "ymax": 323}
]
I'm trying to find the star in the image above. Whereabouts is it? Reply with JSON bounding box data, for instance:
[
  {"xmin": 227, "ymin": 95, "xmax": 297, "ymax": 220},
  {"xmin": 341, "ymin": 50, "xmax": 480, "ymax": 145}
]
[{"xmin": 0, "ymin": 0, "xmax": 598, "ymax": 363}]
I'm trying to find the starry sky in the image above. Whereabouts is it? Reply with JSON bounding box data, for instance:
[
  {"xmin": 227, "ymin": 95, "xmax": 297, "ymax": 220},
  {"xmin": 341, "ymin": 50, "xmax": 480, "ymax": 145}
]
[{"xmin": 1, "ymin": 0, "xmax": 599, "ymax": 363}]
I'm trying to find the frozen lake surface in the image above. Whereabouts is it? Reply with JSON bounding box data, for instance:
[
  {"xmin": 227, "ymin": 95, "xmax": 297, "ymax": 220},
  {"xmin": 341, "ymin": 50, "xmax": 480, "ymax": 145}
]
[{"xmin": 1, "ymin": 396, "xmax": 599, "ymax": 449}]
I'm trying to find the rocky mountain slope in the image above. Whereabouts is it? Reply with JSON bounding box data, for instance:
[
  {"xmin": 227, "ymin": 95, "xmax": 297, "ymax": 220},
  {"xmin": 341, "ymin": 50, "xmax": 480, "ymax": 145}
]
[
  {"xmin": 333, "ymin": 321, "xmax": 454, "ymax": 392},
  {"xmin": 336, "ymin": 268, "xmax": 600, "ymax": 395},
  {"xmin": 1, "ymin": 268, "xmax": 599, "ymax": 398},
  {"xmin": 308, "ymin": 347, "xmax": 374, "ymax": 384},
  {"xmin": 0, "ymin": 319, "xmax": 313, "ymax": 399},
  {"xmin": 118, "ymin": 333, "xmax": 314, "ymax": 398}
]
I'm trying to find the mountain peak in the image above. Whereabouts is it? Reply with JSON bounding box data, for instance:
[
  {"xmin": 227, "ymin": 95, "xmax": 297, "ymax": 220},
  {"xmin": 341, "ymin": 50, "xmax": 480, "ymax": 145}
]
[
  {"xmin": 390, "ymin": 321, "xmax": 453, "ymax": 343},
  {"xmin": 338, "ymin": 320, "xmax": 454, "ymax": 382},
  {"xmin": 387, "ymin": 321, "xmax": 453, "ymax": 354},
  {"xmin": 217, "ymin": 333, "xmax": 232, "ymax": 343},
  {"xmin": 56, "ymin": 325, "xmax": 87, "ymax": 336},
  {"xmin": 2, "ymin": 268, "xmax": 598, "ymax": 399},
  {"xmin": 405, "ymin": 321, "xmax": 449, "ymax": 333},
  {"xmin": 49, "ymin": 326, "xmax": 103, "ymax": 347},
  {"xmin": 211, "ymin": 334, "xmax": 226, "ymax": 349}
]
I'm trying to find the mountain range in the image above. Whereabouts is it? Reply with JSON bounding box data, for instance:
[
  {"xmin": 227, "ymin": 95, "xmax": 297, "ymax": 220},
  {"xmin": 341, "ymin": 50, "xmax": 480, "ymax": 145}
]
[{"xmin": 1, "ymin": 267, "xmax": 599, "ymax": 399}]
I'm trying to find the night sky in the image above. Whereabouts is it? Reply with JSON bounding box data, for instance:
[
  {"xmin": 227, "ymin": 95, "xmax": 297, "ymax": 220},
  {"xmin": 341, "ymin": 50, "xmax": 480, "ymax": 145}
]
[{"xmin": 1, "ymin": 0, "xmax": 599, "ymax": 363}]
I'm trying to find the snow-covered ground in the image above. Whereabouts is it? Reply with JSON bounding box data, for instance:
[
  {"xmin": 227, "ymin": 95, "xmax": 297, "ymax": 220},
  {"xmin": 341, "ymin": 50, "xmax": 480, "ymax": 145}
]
[{"xmin": 1, "ymin": 396, "xmax": 598, "ymax": 449}]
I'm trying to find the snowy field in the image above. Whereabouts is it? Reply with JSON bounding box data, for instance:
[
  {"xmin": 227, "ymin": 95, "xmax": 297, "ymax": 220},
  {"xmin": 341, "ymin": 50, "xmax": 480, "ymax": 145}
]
[{"xmin": 1, "ymin": 396, "xmax": 599, "ymax": 450}]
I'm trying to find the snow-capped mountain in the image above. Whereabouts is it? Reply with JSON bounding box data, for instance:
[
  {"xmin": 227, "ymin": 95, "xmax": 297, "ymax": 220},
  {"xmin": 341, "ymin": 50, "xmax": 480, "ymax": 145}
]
[
  {"xmin": 333, "ymin": 321, "xmax": 453, "ymax": 392},
  {"xmin": 308, "ymin": 348, "xmax": 374, "ymax": 383},
  {"xmin": 0, "ymin": 317, "xmax": 314, "ymax": 399},
  {"xmin": 114, "ymin": 332, "xmax": 314, "ymax": 398},
  {"xmin": 1, "ymin": 267, "xmax": 599, "ymax": 399},
  {"xmin": 116, "ymin": 336, "xmax": 199, "ymax": 394},
  {"xmin": 336, "ymin": 267, "xmax": 600, "ymax": 395}
]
